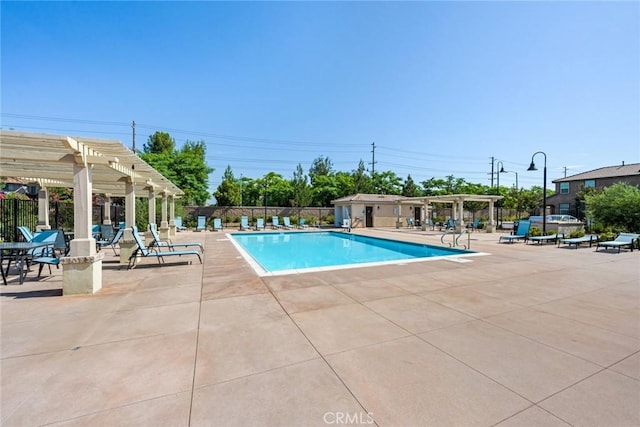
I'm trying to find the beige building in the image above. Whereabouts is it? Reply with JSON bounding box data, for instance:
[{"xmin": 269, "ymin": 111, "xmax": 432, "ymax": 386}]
[{"xmin": 332, "ymin": 193, "xmax": 502, "ymax": 232}]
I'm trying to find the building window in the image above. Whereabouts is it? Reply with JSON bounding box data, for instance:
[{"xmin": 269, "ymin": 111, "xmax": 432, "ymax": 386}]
[
  {"xmin": 584, "ymin": 179, "xmax": 595, "ymax": 188},
  {"xmin": 560, "ymin": 182, "xmax": 569, "ymax": 194},
  {"xmin": 559, "ymin": 203, "xmax": 570, "ymax": 215}
]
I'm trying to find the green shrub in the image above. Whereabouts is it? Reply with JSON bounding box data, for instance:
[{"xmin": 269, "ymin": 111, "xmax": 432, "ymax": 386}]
[
  {"xmin": 569, "ymin": 230, "xmax": 585, "ymax": 238},
  {"xmin": 529, "ymin": 227, "xmax": 542, "ymax": 237},
  {"xmin": 324, "ymin": 214, "xmax": 335, "ymax": 224},
  {"xmin": 599, "ymin": 231, "xmax": 616, "ymax": 242}
]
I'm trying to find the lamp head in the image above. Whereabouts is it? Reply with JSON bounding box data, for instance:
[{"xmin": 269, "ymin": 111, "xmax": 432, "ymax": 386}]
[
  {"xmin": 527, "ymin": 162, "xmax": 537, "ymax": 171},
  {"xmin": 499, "ymin": 166, "xmax": 505, "ymax": 173}
]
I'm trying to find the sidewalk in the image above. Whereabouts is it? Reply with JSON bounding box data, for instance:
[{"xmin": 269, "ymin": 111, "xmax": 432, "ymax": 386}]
[{"xmin": 1, "ymin": 228, "xmax": 638, "ymax": 426}]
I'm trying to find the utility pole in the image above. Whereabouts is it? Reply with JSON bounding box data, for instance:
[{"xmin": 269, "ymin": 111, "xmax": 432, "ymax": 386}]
[
  {"xmin": 563, "ymin": 166, "xmax": 567, "ymax": 178},
  {"xmin": 369, "ymin": 142, "xmax": 377, "ymax": 177},
  {"xmin": 132, "ymin": 120, "xmax": 136, "ymax": 152}
]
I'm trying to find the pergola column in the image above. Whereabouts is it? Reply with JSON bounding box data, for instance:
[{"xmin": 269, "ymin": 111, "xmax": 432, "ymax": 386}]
[
  {"xmin": 169, "ymin": 195, "xmax": 176, "ymax": 237},
  {"xmin": 62, "ymin": 162, "xmax": 103, "ymax": 295},
  {"xmin": 457, "ymin": 199, "xmax": 465, "ymax": 231},
  {"xmin": 36, "ymin": 186, "xmax": 50, "ymax": 231},
  {"xmin": 145, "ymin": 187, "xmax": 156, "ymax": 241},
  {"xmin": 487, "ymin": 199, "xmax": 496, "ymax": 233},
  {"xmin": 159, "ymin": 191, "xmax": 169, "ymax": 240},
  {"xmin": 396, "ymin": 202, "xmax": 402, "ymax": 228},
  {"xmin": 102, "ymin": 194, "xmax": 112, "ymax": 225},
  {"xmin": 119, "ymin": 178, "xmax": 137, "ymax": 266}
]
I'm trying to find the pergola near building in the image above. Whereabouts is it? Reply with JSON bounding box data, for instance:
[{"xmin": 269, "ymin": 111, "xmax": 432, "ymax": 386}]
[
  {"xmin": 400, "ymin": 194, "xmax": 503, "ymax": 232},
  {"xmin": 0, "ymin": 130, "xmax": 185, "ymax": 294}
]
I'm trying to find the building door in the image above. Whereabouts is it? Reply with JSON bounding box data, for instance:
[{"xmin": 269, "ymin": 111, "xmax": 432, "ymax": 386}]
[
  {"xmin": 365, "ymin": 206, "xmax": 373, "ymax": 227},
  {"xmin": 414, "ymin": 207, "xmax": 421, "ymax": 226}
]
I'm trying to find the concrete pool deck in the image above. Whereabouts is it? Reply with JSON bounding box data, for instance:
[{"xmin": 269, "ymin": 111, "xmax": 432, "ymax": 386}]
[{"xmin": 1, "ymin": 228, "xmax": 638, "ymax": 426}]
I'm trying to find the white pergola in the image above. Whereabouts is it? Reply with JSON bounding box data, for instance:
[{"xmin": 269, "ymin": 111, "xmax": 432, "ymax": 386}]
[
  {"xmin": 398, "ymin": 194, "xmax": 503, "ymax": 232},
  {"xmin": 0, "ymin": 130, "xmax": 185, "ymax": 294}
]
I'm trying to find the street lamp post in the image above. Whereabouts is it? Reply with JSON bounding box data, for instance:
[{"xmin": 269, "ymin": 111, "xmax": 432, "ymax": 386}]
[
  {"xmin": 527, "ymin": 151, "xmax": 547, "ymax": 234},
  {"xmin": 499, "ymin": 166, "xmax": 519, "ymax": 218},
  {"xmin": 263, "ymin": 181, "xmax": 268, "ymax": 221},
  {"xmin": 496, "ymin": 161, "xmax": 503, "ymax": 228}
]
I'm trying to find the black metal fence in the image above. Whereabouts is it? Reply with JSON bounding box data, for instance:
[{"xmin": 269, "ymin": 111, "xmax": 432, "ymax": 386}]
[{"xmin": 0, "ymin": 198, "xmax": 38, "ymax": 242}]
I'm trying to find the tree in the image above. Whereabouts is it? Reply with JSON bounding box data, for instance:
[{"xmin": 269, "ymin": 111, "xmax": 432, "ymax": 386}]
[
  {"xmin": 144, "ymin": 131, "xmax": 175, "ymax": 154},
  {"xmin": 291, "ymin": 164, "xmax": 312, "ymax": 209},
  {"xmin": 352, "ymin": 160, "xmax": 372, "ymax": 194},
  {"xmin": 585, "ymin": 183, "xmax": 640, "ymax": 232},
  {"xmin": 214, "ymin": 165, "xmax": 241, "ymax": 206},
  {"xmin": 139, "ymin": 133, "xmax": 213, "ymax": 206},
  {"xmin": 372, "ymin": 171, "xmax": 402, "ymax": 195},
  {"xmin": 309, "ymin": 156, "xmax": 333, "ymax": 184},
  {"xmin": 402, "ymin": 174, "xmax": 421, "ymax": 197}
]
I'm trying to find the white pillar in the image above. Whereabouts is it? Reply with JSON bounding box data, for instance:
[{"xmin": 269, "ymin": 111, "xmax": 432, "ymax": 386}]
[
  {"xmin": 169, "ymin": 195, "xmax": 176, "ymax": 236},
  {"xmin": 63, "ymin": 162, "xmax": 103, "ymax": 295},
  {"xmin": 120, "ymin": 179, "xmax": 137, "ymax": 265},
  {"xmin": 159, "ymin": 191, "xmax": 169, "ymax": 240},
  {"xmin": 487, "ymin": 199, "xmax": 496, "ymax": 233},
  {"xmin": 36, "ymin": 186, "xmax": 50, "ymax": 231},
  {"xmin": 103, "ymin": 194, "xmax": 112, "ymax": 225},
  {"xmin": 146, "ymin": 187, "xmax": 156, "ymax": 240},
  {"xmin": 457, "ymin": 200, "xmax": 465, "ymax": 230}
]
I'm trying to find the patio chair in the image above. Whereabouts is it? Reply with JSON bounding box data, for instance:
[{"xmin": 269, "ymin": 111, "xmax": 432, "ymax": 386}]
[
  {"xmin": 148, "ymin": 224, "xmax": 203, "ymax": 253},
  {"xmin": 240, "ymin": 216, "xmax": 251, "ymax": 230},
  {"xmin": 195, "ymin": 216, "xmax": 207, "ymax": 232},
  {"xmin": 92, "ymin": 224, "xmax": 102, "ymax": 239},
  {"xmin": 256, "ymin": 218, "xmax": 265, "ymax": 230},
  {"xmin": 558, "ymin": 234, "xmax": 599, "ymax": 249},
  {"xmin": 272, "ymin": 216, "xmax": 282, "ymax": 229},
  {"xmin": 31, "ymin": 229, "xmax": 67, "ymax": 278},
  {"xmin": 341, "ymin": 218, "xmax": 351, "ymax": 232},
  {"xmin": 406, "ymin": 218, "xmax": 414, "ymax": 228},
  {"xmin": 596, "ymin": 233, "xmax": 639, "ymax": 253},
  {"xmin": 527, "ymin": 232, "xmax": 564, "ymax": 245},
  {"xmin": 298, "ymin": 218, "xmax": 309, "ymax": 229},
  {"xmin": 498, "ymin": 220, "xmax": 531, "ymax": 244},
  {"xmin": 96, "ymin": 227, "xmax": 124, "ymax": 255},
  {"xmin": 282, "ymin": 217, "xmax": 294, "ymax": 229},
  {"xmin": 467, "ymin": 219, "xmax": 480, "ymax": 232},
  {"xmin": 213, "ymin": 218, "xmax": 223, "ymax": 231},
  {"xmin": 17, "ymin": 226, "xmax": 36, "ymax": 242},
  {"xmin": 174, "ymin": 217, "xmax": 187, "ymax": 232},
  {"xmin": 128, "ymin": 226, "xmax": 202, "ymax": 269}
]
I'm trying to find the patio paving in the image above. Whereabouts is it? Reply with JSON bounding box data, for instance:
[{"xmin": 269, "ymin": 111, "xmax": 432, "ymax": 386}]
[{"xmin": 1, "ymin": 227, "xmax": 638, "ymax": 426}]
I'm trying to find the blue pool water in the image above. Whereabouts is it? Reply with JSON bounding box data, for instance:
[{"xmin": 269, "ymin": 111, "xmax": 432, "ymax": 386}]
[{"xmin": 229, "ymin": 231, "xmax": 474, "ymax": 274}]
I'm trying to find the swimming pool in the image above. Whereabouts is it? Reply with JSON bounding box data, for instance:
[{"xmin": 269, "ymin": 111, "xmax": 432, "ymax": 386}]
[{"xmin": 229, "ymin": 231, "xmax": 478, "ymax": 275}]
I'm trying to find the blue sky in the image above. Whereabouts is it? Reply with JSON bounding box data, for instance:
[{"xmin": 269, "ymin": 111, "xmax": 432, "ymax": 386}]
[{"xmin": 2, "ymin": 1, "xmax": 638, "ymax": 193}]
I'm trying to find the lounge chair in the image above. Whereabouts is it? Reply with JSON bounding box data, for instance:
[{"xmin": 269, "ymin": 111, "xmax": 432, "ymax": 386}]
[
  {"xmin": 195, "ymin": 216, "xmax": 207, "ymax": 232},
  {"xmin": 282, "ymin": 217, "xmax": 294, "ymax": 229},
  {"xmin": 240, "ymin": 216, "xmax": 251, "ymax": 230},
  {"xmin": 298, "ymin": 218, "xmax": 309, "ymax": 229},
  {"xmin": 596, "ymin": 233, "xmax": 639, "ymax": 253},
  {"xmin": 148, "ymin": 224, "xmax": 203, "ymax": 253},
  {"xmin": 272, "ymin": 216, "xmax": 282, "ymax": 229},
  {"xmin": 128, "ymin": 226, "xmax": 202, "ymax": 269},
  {"xmin": 498, "ymin": 220, "xmax": 531, "ymax": 244},
  {"xmin": 174, "ymin": 217, "xmax": 187, "ymax": 232},
  {"xmin": 96, "ymin": 227, "xmax": 124, "ymax": 255},
  {"xmin": 213, "ymin": 218, "xmax": 223, "ymax": 231},
  {"xmin": 256, "ymin": 218, "xmax": 265, "ymax": 230},
  {"xmin": 558, "ymin": 234, "xmax": 599, "ymax": 249},
  {"xmin": 527, "ymin": 232, "xmax": 564, "ymax": 245}
]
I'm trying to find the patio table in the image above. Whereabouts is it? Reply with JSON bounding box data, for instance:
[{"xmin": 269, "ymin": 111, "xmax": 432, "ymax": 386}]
[{"xmin": 0, "ymin": 241, "xmax": 55, "ymax": 285}]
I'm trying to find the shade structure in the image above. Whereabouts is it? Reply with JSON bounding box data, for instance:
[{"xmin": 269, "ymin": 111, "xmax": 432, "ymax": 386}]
[{"xmin": 0, "ymin": 130, "xmax": 183, "ymax": 198}]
